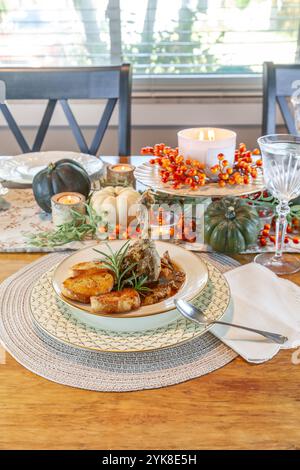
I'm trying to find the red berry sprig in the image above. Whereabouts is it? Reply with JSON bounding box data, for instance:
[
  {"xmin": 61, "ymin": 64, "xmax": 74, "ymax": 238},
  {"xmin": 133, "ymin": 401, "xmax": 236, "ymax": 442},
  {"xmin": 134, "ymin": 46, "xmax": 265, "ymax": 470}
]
[
  {"xmin": 211, "ymin": 143, "xmax": 262, "ymax": 187},
  {"xmin": 141, "ymin": 142, "xmax": 207, "ymax": 190},
  {"xmin": 259, "ymin": 223, "xmax": 300, "ymax": 247}
]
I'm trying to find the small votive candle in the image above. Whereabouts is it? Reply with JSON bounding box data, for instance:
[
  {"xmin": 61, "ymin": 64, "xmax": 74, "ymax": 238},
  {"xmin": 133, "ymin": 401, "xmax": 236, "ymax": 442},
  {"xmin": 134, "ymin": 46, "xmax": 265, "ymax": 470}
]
[
  {"xmin": 178, "ymin": 128, "xmax": 236, "ymax": 175},
  {"xmin": 149, "ymin": 208, "xmax": 176, "ymax": 240},
  {"xmin": 150, "ymin": 223, "xmax": 175, "ymax": 240},
  {"xmin": 51, "ymin": 192, "xmax": 86, "ymax": 227},
  {"xmin": 107, "ymin": 164, "xmax": 135, "ymax": 187}
]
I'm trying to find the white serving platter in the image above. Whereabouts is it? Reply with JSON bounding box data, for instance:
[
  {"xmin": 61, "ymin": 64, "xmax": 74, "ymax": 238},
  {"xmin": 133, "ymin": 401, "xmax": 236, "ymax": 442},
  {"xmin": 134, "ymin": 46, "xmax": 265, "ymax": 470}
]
[{"xmin": 135, "ymin": 161, "xmax": 265, "ymax": 198}]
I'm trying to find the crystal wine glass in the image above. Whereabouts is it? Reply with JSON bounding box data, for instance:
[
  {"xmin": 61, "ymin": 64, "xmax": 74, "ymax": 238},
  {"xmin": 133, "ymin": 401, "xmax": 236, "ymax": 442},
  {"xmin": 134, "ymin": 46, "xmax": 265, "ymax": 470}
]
[{"xmin": 255, "ymin": 134, "xmax": 300, "ymax": 275}]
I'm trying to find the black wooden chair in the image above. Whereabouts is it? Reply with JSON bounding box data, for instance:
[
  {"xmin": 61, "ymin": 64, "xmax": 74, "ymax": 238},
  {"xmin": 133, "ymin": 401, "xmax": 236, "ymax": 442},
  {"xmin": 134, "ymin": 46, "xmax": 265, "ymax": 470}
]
[
  {"xmin": 0, "ymin": 64, "xmax": 132, "ymax": 156},
  {"xmin": 262, "ymin": 61, "xmax": 300, "ymax": 135}
]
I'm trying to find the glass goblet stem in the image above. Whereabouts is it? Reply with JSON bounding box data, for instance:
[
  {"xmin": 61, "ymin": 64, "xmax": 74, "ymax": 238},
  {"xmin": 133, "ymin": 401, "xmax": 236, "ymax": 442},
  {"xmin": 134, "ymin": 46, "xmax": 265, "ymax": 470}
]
[{"xmin": 274, "ymin": 201, "xmax": 290, "ymax": 261}]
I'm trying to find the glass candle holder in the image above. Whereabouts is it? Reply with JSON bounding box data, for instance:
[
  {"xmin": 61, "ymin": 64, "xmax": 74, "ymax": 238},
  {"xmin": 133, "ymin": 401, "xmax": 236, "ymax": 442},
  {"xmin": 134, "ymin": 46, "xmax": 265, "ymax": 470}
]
[
  {"xmin": 107, "ymin": 164, "xmax": 135, "ymax": 187},
  {"xmin": 51, "ymin": 192, "xmax": 86, "ymax": 227},
  {"xmin": 149, "ymin": 221, "xmax": 176, "ymax": 241},
  {"xmin": 149, "ymin": 207, "xmax": 178, "ymax": 241}
]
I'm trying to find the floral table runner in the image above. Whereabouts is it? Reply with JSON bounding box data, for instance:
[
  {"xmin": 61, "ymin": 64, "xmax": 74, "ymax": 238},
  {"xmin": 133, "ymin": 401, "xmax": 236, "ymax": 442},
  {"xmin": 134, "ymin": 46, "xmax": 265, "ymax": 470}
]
[{"xmin": 0, "ymin": 189, "xmax": 97, "ymax": 252}]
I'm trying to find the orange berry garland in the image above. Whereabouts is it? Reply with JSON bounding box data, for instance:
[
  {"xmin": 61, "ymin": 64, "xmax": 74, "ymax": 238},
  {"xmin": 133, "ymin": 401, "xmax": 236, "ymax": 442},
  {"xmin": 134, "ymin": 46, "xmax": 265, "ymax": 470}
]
[{"xmin": 141, "ymin": 142, "xmax": 262, "ymax": 190}]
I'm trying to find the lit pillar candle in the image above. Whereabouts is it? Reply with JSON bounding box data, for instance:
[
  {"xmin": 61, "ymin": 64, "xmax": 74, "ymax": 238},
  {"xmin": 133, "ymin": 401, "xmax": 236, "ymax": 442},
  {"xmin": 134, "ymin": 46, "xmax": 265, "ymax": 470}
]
[
  {"xmin": 51, "ymin": 192, "xmax": 86, "ymax": 227},
  {"xmin": 178, "ymin": 128, "xmax": 236, "ymax": 175}
]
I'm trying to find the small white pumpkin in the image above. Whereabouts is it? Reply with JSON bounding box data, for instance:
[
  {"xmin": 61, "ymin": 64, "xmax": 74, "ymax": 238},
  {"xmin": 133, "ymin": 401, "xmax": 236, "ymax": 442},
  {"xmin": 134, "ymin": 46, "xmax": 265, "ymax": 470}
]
[{"xmin": 90, "ymin": 186, "xmax": 140, "ymax": 226}]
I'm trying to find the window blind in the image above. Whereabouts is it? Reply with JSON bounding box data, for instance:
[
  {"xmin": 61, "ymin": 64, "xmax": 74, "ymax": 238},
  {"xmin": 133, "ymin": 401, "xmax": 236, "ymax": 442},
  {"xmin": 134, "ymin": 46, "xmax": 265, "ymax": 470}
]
[{"xmin": 0, "ymin": 0, "xmax": 299, "ymax": 75}]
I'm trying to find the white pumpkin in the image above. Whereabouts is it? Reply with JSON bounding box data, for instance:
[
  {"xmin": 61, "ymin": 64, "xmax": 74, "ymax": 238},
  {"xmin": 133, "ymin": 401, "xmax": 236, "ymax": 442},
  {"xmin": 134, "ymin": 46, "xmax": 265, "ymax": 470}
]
[{"xmin": 90, "ymin": 186, "xmax": 140, "ymax": 226}]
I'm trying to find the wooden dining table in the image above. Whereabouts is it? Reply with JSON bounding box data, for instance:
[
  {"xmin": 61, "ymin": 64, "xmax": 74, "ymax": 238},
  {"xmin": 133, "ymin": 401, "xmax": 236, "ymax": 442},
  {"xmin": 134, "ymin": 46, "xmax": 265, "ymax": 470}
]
[{"xmin": 1, "ymin": 156, "xmax": 300, "ymax": 450}]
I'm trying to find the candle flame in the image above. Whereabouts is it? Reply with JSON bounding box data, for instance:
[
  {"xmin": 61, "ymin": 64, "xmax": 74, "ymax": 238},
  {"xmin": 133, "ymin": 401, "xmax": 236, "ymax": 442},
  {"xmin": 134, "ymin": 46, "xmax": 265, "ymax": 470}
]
[
  {"xmin": 58, "ymin": 194, "xmax": 81, "ymax": 205},
  {"xmin": 198, "ymin": 129, "xmax": 215, "ymax": 141},
  {"xmin": 208, "ymin": 129, "xmax": 215, "ymax": 141},
  {"xmin": 198, "ymin": 130, "xmax": 205, "ymax": 141},
  {"xmin": 112, "ymin": 164, "xmax": 132, "ymax": 172}
]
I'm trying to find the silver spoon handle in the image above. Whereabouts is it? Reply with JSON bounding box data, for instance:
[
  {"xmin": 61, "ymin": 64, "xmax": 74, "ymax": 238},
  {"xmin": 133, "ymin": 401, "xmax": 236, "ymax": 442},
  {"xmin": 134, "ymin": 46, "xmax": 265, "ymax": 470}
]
[{"xmin": 211, "ymin": 321, "xmax": 288, "ymax": 345}]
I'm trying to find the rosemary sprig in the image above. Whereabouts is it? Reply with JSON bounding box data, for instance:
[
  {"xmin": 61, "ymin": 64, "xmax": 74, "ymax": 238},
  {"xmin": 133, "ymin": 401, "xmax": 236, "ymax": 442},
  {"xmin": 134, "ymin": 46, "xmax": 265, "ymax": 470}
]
[
  {"xmin": 126, "ymin": 272, "xmax": 150, "ymax": 296},
  {"xmin": 93, "ymin": 241, "xmax": 138, "ymax": 291},
  {"xmin": 27, "ymin": 204, "xmax": 105, "ymax": 247},
  {"xmin": 243, "ymin": 191, "xmax": 277, "ymax": 208}
]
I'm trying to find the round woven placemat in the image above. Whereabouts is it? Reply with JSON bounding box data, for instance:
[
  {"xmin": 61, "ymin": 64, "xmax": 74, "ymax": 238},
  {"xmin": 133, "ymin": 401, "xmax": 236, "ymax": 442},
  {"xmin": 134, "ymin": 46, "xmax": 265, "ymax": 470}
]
[{"xmin": 0, "ymin": 252, "xmax": 239, "ymax": 392}]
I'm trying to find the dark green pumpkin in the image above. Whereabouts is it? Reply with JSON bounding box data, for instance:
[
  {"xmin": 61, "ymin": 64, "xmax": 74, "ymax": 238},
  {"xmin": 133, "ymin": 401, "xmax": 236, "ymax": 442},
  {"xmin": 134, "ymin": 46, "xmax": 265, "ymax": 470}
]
[
  {"xmin": 204, "ymin": 197, "xmax": 260, "ymax": 253},
  {"xmin": 32, "ymin": 159, "xmax": 91, "ymax": 212}
]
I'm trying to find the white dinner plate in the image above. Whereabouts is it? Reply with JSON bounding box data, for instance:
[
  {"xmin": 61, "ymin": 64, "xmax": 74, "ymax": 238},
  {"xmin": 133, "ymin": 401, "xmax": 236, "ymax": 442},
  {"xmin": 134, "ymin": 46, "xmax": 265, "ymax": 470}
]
[
  {"xmin": 52, "ymin": 240, "xmax": 209, "ymax": 327},
  {"xmin": 0, "ymin": 151, "xmax": 104, "ymax": 184}
]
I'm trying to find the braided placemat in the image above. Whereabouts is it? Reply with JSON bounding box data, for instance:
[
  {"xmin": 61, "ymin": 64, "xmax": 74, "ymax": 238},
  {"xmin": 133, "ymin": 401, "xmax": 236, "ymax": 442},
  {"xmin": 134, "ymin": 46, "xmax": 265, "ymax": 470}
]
[{"xmin": 0, "ymin": 252, "xmax": 239, "ymax": 392}]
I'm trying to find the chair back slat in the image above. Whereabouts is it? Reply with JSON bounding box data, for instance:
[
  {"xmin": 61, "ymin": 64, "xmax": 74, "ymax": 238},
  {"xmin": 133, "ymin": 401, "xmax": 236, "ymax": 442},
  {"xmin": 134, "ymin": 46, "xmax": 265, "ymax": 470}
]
[
  {"xmin": 277, "ymin": 96, "xmax": 297, "ymax": 134},
  {"xmin": 89, "ymin": 98, "xmax": 117, "ymax": 156},
  {"xmin": 262, "ymin": 62, "xmax": 300, "ymax": 134},
  {"xmin": 275, "ymin": 66, "xmax": 300, "ymax": 96},
  {"xmin": 0, "ymin": 102, "xmax": 30, "ymax": 152},
  {"xmin": 119, "ymin": 64, "xmax": 132, "ymax": 156},
  {"xmin": 0, "ymin": 65, "xmax": 132, "ymax": 155},
  {"xmin": 0, "ymin": 67, "xmax": 121, "ymax": 99},
  {"xmin": 32, "ymin": 99, "xmax": 57, "ymax": 152},
  {"xmin": 60, "ymin": 99, "xmax": 89, "ymax": 154}
]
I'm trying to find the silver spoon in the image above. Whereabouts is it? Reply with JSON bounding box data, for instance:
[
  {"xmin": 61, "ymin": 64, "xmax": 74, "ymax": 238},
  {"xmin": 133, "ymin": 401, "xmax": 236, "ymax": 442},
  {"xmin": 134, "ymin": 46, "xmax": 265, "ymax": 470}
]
[{"xmin": 174, "ymin": 299, "xmax": 288, "ymax": 345}]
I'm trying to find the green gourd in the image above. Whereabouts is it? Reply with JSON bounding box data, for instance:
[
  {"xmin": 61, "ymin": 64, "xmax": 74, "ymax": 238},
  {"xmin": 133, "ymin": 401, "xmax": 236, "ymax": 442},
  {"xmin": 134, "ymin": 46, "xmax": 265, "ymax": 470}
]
[
  {"xmin": 204, "ymin": 197, "xmax": 260, "ymax": 253},
  {"xmin": 32, "ymin": 159, "xmax": 91, "ymax": 213}
]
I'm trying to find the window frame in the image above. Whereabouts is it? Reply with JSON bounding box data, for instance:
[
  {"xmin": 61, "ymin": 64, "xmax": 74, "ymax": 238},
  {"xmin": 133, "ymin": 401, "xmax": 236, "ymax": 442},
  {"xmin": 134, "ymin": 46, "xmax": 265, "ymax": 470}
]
[{"xmin": 132, "ymin": 73, "xmax": 262, "ymax": 97}]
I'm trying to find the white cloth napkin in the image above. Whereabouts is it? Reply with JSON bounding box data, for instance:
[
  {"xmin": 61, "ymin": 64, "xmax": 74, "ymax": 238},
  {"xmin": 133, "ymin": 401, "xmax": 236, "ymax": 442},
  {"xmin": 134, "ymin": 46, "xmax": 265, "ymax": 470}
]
[{"xmin": 211, "ymin": 262, "xmax": 300, "ymax": 363}]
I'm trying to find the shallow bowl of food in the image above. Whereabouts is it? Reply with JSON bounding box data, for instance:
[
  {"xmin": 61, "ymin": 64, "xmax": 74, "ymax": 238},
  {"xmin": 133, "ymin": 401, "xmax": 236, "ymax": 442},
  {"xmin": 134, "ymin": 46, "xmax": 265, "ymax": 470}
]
[
  {"xmin": 65, "ymin": 303, "xmax": 183, "ymax": 333},
  {"xmin": 52, "ymin": 240, "xmax": 208, "ymax": 331}
]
